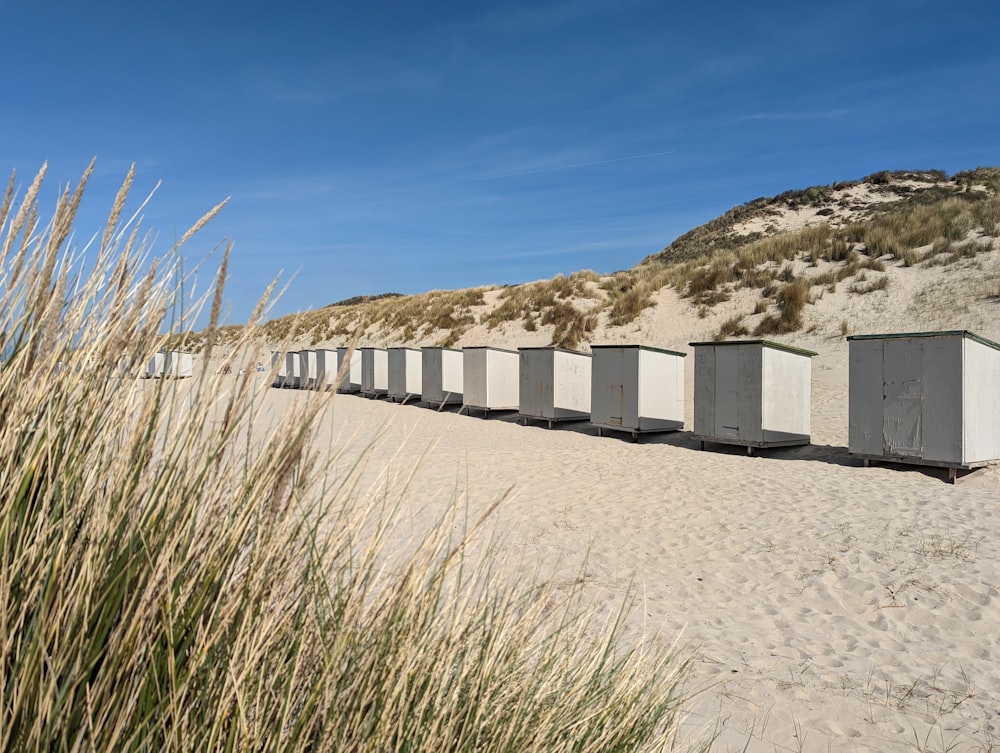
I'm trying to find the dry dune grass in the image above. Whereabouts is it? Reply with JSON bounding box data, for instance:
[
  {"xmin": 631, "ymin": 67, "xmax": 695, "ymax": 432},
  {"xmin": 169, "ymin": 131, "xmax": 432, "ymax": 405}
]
[
  {"xmin": 267, "ymin": 170, "xmax": 999, "ymax": 351},
  {"xmin": 0, "ymin": 163, "xmax": 702, "ymax": 752}
]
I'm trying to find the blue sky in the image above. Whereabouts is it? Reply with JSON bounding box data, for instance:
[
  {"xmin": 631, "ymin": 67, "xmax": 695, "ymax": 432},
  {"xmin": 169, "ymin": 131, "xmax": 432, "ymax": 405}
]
[{"xmin": 2, "ymin": 0, "xmax": 998, "ymax": 326}]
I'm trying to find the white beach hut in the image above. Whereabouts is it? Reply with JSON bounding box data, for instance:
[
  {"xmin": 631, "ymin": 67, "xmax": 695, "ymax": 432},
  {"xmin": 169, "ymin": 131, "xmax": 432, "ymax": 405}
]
[
  {"xmin": 421, "ymin": 347, "xmax": 464, "ymax": 407},
  {"xmin": 284, "ymin": 351, "xmax": 301, "ymax": 389},
  {"xmin": 315, "ymin": 348, "xmax": 339, "ymax": 390},
  {"xmin": 388, "ymin": 347, "xmax": 422, "ymax": 402},
  {"xmin": 144, "ymin": 352, "xmax": 165, "ymax": 379},
  {"xmin": 298, "ymin": 350, "xmax": 318, "ymax": 390},
  {"xmin": 271, "ymin": 351, "xmax": 287, "ymax": 388},
  {"xmin": 590, "ymin": 345, "xmax": 686, "ymax": 440},
  {"xmin": 518, "ymin": 347, "xmax": 591, "ymax": 428},
  {"xmin": 690, "ymin": 339, "xmax": 816, "ymax": 454},
  {"xmin": 336, "ymin": 347, "xmax": 362, "ymax": 393},
  {"xmin": 164, "ymin": 351, "xmax": 193, "ymax": 378},
  {"xmin": 848, "ymin": 330, "xmax": 1000, "ymax": 482},
  {"xmin": 462, "ymin": 346, "xmax": 519, "ymax": 417},
  {"xmin": 361, "ymin": 347, "xmax": 389, "ymax": 398}
]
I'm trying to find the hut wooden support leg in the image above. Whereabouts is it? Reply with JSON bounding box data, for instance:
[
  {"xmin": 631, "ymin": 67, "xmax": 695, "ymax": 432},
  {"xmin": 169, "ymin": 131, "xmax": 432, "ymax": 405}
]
[
  {"xmin": 949, "ymin": 468, "xmax": 958, "ymax": 484},
  {"xmin": 631, "ymin": 432, "xmax": 638, "ymax": 443},
  {"xmin": 547, "ymin": 420, "xmax": 553, "ymax": 430},
  {"xmin": 863, "ymin": 459, "xmax": 870, "ymax": 468},
  {"xmin": 597, "ymin": 427, "xmax": 603, "ymax": 437},
  {"xmin": 747, "ymin": 446, "xmax": 754, "ymax": 457}
]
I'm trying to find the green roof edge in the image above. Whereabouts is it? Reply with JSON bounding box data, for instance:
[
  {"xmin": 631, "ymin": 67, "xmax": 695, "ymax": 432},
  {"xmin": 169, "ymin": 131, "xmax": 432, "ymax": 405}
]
[
  {"xmin": 687, "ymin": 339, "xmax": 818, "ymax": 357},
  {"xmin": 847, "ymin": 330, "xmax": 1000, "ymax": 351}
]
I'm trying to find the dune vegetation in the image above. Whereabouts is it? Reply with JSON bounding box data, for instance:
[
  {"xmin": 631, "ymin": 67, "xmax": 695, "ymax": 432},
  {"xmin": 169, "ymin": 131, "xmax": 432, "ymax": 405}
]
[
  {"xmin": 242, "ymin": 168, "xmax": 1000, "ymax": 350},
  {"xmin": 0, "ymin": 163, "xmax": 702, "ymax": 752}
]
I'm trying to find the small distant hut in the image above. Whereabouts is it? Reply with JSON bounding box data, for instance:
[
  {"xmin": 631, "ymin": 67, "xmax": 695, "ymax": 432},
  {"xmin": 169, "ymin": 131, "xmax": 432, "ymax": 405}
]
[
  {"xmin": 299, "ymin": 350, "xmax": 318, "ymax": 390},
  {"xmin": 336, "ymin": 347, "xmax": 362, "ymax": 393},
  {"xmin": 518, "ymin": 347, "xmax": 591, "ymax": 428},
  {"xmin": 848, "ymin": 330, "xmax": 1000, "ymax": 482},
  {"xmin": 271, "ymin": 351, "xmax": 287, "ymax": 388},
  {"xmin": 422, "ymin": 347, "xmax": 464, "ymax": 407},
  {"xmin": 164, "ymin": 351, "xmax": 193, "ymax": 379},
  {"xmin": 690, "ymin": 339, "xmax": 816, "ymax": 454},
  {"xmin": 590, "ymin": 345, "xmax": 685, "ymax": 440},
  {"xmin": 284, "ymin": 352, "xmax": 301, "ymax": 389},
  {"xmin": 463, "ymin": 346, "xmax": 519, "ymax": 417},
  {"xmin": 144, "ymin": 352, "xmax": 165, "ymax": 379},
  {"xmin": 315, "ymin": 348, "xmax": 339, "ymax": 390},
  {"xmin": 361, "ymin": 347, "xmax": 389, "ymax": 398},
  {"xmin": 388, "ymin": 347, "xmax": 422, "ymax": 402}
]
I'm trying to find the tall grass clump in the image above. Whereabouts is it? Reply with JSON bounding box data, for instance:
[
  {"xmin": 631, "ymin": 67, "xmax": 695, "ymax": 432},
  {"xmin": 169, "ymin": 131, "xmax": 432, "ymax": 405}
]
[
  {"xmin": 0, "ymin": 163, "xmax": 700, "ymax": 752},
  {"xmin": 753, "ymin": 278, "xmax": 809, "ymax": 335}
]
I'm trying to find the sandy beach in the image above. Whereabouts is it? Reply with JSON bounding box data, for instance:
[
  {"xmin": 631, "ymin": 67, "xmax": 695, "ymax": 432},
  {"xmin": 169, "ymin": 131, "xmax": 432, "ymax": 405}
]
[{"xmin": 248, "ymin": 333, "xmax": 1000, "ymax": 753}]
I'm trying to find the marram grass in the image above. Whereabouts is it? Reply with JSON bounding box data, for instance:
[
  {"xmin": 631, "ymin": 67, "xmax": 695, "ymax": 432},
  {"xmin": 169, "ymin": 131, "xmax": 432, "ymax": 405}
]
[{"xmin": 0, "ymin": 164, "xmax": 703, "ymax": 752}]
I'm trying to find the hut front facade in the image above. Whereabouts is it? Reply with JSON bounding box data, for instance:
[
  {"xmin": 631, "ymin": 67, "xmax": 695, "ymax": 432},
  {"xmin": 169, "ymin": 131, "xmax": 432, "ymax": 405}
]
[
  {"xmin": 422, "ymin": 347, "xmax": 464, "ymax": 406},
  {"xmin": 519, "ymin": 347, "xmax": 591, "ymax": 427},
  {"xmin": 691, "ymin": 340, "xmax": 815, "ymax": 452},
  {"xmin": 848, "ymin": 330, "xmax": 1000, "ymax": 476},
  {"xmin": 361, "ymin": 347, "xmax": 389, "ymax": 398},
  {"xmin": 336, "ymin": 347, "xmax": 362, "ymax": 393},
  {"xmin": 463, "ymin": 346, "xmax": 519, "ymax": 415},
  {"xmin": 590, "ymin": 345, "xmax": 685, "ymax": 438},
  {"xmin": 388, "ymin": 347, "xmax": 422, "ymax": 402}
]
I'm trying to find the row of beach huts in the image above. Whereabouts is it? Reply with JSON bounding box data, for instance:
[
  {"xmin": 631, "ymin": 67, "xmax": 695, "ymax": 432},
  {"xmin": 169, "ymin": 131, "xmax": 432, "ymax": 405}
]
[
  {"xmin": 141, "ymin": 351, "xmax": 194, "ymax": 378},
  {"xmin": 270, "ymin": 330, "xmax": 1000, "ymax": 483}
]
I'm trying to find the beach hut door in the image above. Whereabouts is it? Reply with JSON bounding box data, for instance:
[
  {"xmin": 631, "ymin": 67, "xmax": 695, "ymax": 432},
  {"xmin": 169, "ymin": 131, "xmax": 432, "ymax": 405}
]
[
  {"xmin": 882, "ymin": 340, "xmax": 923, "ymax": 457},
  {"xmin": 609, "ymin": 384, "xmax": 624, "ymax": 426},
  {"xmin": 714, "ymin": 347, "xmax": 740, "ymax": 438}
]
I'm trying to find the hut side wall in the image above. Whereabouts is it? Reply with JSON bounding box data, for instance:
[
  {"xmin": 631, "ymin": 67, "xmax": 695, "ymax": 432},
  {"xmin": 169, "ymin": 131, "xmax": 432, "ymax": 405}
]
[
  {"xmin": 638, "ymin": 349, "xmax": 685, "ymax": 431},
  {"xmin": 963, "ymin": 339, "xmax": 1000, "ymax": 463},
  {"xmin": 315, "ymin": 349, "xmax": 338, "ymax": 389},
  {"xmin": 441, "ymin": 349, "xmax": 463, "ymax": 399},
  {"xmin": 761, "ymin": 347, "xmax": 811, "ymax": 442},
  {"xmin": 336, "ymin": 348, "xmax": 362, "ymax": 392},
  {"xmin": 552, "ymin": 351, "xmax": 591, "ymax": 420},
  {"xmin": 485, "ymin": 350, "xmax": 519, "ymax": 409},
  {"xmin": 361, "ymin": 348, "xmax": 389, "ymax": 395},
  {"xmin": 404, "ymin": 349, "xmax": 422, "ymax": 396}
]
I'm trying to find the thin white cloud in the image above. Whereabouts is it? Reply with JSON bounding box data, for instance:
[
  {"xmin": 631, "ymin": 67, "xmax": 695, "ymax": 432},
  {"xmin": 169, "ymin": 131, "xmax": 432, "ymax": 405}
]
[
  {"xmin": 735, "ymin": 108, "xmax": 850, "ymax": 122},
  {"xmin": 479, "ymin": 149, "xmax": 675, "ymax": 180}
]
